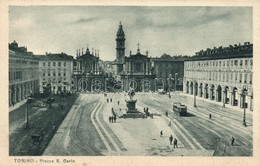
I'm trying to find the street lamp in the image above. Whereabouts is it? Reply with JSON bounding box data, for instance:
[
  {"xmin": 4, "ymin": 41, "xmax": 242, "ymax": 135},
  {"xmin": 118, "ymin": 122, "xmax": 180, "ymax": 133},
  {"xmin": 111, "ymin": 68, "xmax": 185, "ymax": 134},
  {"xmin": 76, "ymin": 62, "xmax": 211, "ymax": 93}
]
[
  {"xmin": 25, "ymin": 96, "xmax": 33, "ymax": 129},
  {"xmin": 175, "ymin": 73, "xmax": 178, "ymax": 92}
]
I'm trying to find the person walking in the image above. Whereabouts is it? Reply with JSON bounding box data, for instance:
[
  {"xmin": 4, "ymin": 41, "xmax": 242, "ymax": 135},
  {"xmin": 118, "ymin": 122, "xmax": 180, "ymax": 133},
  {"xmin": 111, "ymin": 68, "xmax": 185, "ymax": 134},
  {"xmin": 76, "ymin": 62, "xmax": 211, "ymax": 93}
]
[
  {"xmin": 160, "ymin": 130, "xmax": 163, "ymax": 137},
  {"xmin": 169, "ymin": 135, "xmax": 173, "ymax": 145},
  {"xmin": 209, "ymin": 114, "xmax": 212, "ymax": 119},
  {"xmin": 231, "ymin": 136, "xmax": 235, "ymax": 146},
  {"xmin": 114, "ymin": 116, "xmax": 117, "ymax": 123},
  {"xmin": 166, "ymin": 111, "xmax": 168, "ymax": 117},
  {"xmin": 174, "ymin": 138, "xmax": 178, "ymax": 148},
  {"xmin": 118, "ymin": 101, "xmax": 120, "ymax": 105}
]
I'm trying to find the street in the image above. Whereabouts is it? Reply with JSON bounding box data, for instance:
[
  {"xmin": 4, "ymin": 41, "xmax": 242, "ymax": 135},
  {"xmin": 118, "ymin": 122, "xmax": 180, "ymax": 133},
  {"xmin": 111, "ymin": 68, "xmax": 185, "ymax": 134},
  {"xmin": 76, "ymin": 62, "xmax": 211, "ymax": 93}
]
[{"xmin": 43, "ymin": 92, "xmax": 252, "ymax": 156}]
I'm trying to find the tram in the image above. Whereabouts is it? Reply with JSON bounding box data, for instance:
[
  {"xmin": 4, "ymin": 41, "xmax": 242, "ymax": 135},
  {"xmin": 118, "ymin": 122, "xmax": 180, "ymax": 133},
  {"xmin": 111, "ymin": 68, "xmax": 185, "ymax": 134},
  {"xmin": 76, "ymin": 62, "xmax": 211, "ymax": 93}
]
[{"xmin": 173, "ymin": 102, "xmax": 187, "ymax": 116}]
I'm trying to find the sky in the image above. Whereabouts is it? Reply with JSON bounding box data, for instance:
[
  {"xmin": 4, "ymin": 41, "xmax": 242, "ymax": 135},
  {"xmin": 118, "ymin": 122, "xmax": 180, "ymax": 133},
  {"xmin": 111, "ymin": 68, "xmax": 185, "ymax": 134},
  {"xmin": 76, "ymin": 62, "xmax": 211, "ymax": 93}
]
[{"xmin": 9, "ymin": 6, "xmax": 252, "ymax": 61}]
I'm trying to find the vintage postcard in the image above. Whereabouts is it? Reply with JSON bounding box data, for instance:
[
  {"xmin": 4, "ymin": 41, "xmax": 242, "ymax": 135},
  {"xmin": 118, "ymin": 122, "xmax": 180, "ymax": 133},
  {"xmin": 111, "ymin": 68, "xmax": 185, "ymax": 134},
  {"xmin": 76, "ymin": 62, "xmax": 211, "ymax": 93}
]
[{"xmin": 0, "ymin": 0, "xmax": 259, "ymax": 166}]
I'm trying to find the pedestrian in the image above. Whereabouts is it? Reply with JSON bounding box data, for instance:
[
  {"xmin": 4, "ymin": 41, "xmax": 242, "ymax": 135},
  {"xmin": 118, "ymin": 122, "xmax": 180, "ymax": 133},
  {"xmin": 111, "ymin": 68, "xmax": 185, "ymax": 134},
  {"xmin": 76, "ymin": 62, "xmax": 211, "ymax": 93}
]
[
  {"xmin": 166, "ymin": 111, "xmax": 168, "ymax": 117},
  {"xmin": 52, "ymin": 125, "xmax": 56, "ymax": 132},
  {"xmin": 111, "ymin": 116, "xmax": 114, "ymax": 123},
  {"xmin": 209, "ymin": 114, "xmax": 212, "ymax": 119},
  {"xmin": 174, "ymin": 138, "xmax": 178, "ymax": 148},
  {"xmin": 169, "ymin": 135, "xmax": 173, "ymax": 145},
  {"xmin": 160, "ymin": 130, "xmax": 163, "ymax": 137},
  {"xmin": 231, "ymin": 136, "xmax": 235, "ymax": 146},
  {"xmin": 114, "ymin": 116, "xmax": 117, "ymax": 123},
  {"xmin": 110, "ymin": 98, "xmax": 112, "ymax": 102},
  {"xmin": 118, "ymin": 101, "xmax": 120, "ymax": 105},
  {"xmin": 109, "ymin": 116, "xmax": 111, "ymax": 123}
]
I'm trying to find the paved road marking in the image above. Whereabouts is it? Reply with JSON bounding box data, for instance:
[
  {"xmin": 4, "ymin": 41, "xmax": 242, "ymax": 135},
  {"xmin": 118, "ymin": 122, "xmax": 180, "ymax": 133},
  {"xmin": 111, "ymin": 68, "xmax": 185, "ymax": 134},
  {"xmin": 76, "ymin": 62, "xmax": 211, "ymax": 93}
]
[
  {"xmin": 96, "ymin": 102, "xmax": 122, "ymax": 153},
  {"xmin": 90, "ymin": 102, "xmax": 113, "ymax": 153}
]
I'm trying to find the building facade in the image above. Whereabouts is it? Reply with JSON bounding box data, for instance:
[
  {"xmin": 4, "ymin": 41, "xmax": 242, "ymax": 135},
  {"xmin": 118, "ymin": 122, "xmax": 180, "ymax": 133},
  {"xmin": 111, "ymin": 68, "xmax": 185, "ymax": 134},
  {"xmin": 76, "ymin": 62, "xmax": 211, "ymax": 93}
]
[
  {"xmin": 9, "ymin": 41, "xmax": 39, "ymax": 106},
  {"xmin": 183, "ymin": 42, "xmax": 253, "ymax": 111},
  {"xmin": 115, "ymin": 22, "xmax": 155, "ymax": 92},
  {"xmin": 38, "ymin": 53, "xmax": 74, "ymax": 94},
  {"xmin": 73, "ymin": 47, "xmax": 103, "ymax": 91},
  {"xmin": 152, "ymin": 54, "xmax": 186, "ymax": 91}
]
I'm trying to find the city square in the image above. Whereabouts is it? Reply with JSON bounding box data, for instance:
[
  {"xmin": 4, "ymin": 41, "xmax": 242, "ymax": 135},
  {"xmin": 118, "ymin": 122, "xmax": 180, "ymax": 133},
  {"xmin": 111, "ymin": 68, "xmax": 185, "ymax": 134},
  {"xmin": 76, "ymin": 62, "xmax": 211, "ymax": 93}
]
[{"xmin": 8, "ymin": 6, "xmax": 253, "ymax": 157}]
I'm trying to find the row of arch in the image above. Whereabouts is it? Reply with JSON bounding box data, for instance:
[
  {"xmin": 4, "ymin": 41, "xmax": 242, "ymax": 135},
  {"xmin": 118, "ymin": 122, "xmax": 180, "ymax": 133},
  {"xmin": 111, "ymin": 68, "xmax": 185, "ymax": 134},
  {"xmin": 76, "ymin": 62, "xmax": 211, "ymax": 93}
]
[
  {"xmin": 9, "ymin": 80, "xmax": 39, "ymax": 107},
  {"xmin": 184, "ymin": 80, "xmax": 253, "ymax": 111}
]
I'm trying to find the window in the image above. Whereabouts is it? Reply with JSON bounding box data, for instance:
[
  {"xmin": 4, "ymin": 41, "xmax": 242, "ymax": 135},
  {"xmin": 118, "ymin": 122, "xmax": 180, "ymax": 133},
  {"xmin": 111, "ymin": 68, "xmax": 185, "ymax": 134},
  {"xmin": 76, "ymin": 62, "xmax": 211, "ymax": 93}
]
[
  {"xmin": 58, "ymin": 62, "xmax": 61, "ymax": 66},
  {"xmin": 240, "ymin": 60, "xmax": 243, "ymax": 66},
  {"xmin": 48, "ymin": 62, "xmax": 51, "ymax": 66},
  {"xmin": 64, "ymin": 62, "xmax": 66, "ymax": 66},
  {"xmin": 234, "ymin": 60, "xmax": 238, "ymax": 66},
  {"xmin": 223, "ymin": 61, "xmax": 225, "ymax": 66},
  {"xmin": 64, "ymin": 73, "xmax": 66, "ymax": 76},
  {"xmin": 53, "ymin": 73, "xmax": 56, "ymax": 76},
  {"xmin": 250, "ymin": 60, "xmax": 253, "ymax": 66},
  {"xmin": 239, "ymin": 73, "xmax": 242, "ymax": 83},
  {"xmin": 250, "ymin": 74, "xmax": 252, "ymax": 84},
  {"xmin": 219, "ymin": 61, "xmax": 221, "ymax": 66},
  {"xmin": 53, "ymin": 62, "xmax": 56, "ymax": 66},
  {"xmin": 43, "ymin": 62, "xmax": 45, "ymax": 66},
  {"xmin": 58, "ymin": 73, "xmax": 61, "ymax": 76},
  {"xmin": 244, "ymin": 73, "xmax": 247, "ymax": 83},
  {"xmin": 231, "ymin": 60, "xmax": 233, "ymax": 66},
  {"xmin": 227, "ymin": 61, "xmax": 229, "ymax": 66},
  {"xmin": 43, "ymin": 73, "xmax": 45, "ymax": 76},
  {"xmin": 245, "ymin": 60, "xmax": 248, "ymax": 66},
  {"xmin": 48, "ymin": 73, "xmax": 50, "ymax": 76}
]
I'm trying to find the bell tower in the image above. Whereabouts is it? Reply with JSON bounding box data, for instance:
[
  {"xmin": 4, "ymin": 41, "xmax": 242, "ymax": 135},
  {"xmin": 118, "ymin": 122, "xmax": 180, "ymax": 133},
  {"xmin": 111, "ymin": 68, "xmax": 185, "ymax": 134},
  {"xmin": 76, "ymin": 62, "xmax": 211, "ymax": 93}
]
[{"xmin": 116, "ymin": 21, "xmax": 125, "ymax": 74}]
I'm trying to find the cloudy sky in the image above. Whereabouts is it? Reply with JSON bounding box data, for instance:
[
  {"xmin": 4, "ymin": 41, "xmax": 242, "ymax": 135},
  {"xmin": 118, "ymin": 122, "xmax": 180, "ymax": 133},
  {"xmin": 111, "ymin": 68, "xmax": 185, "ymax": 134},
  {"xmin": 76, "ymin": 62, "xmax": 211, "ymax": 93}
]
[{"xmin": 9, "ymin": 6, "xmax": 252, "ymax": 60}]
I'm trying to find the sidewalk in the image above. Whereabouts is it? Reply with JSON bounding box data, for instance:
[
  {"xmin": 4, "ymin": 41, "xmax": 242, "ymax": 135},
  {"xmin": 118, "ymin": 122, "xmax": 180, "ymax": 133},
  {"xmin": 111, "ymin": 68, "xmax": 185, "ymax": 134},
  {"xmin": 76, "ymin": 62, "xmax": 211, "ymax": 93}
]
[
  {"xmin": 179, "ymin": 92, "xmax": 253, "ymax": 115},
  {"xmin": 9, "ymin": 99, "xmax": 27, "ymax": 112}
]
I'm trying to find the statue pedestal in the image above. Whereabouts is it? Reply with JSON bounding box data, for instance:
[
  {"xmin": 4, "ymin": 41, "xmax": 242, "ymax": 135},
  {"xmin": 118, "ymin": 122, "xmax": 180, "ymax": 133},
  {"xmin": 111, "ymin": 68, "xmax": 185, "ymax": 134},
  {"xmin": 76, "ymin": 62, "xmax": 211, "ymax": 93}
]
[
  {"xmin": 126, "ymin": 99, "xmax": 138, "ymax": 113},
  {"xmin": 123, "ymin": 99, "xmax": 147, "ymax": 119}
]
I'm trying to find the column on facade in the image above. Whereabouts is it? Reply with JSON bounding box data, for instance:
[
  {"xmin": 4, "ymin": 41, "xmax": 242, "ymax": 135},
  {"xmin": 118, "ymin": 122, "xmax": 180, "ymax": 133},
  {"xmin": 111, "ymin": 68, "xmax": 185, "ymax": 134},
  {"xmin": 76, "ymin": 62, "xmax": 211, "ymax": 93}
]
[
  {"xmin": 9, "ymin": 89, "xmax": 12, "ymax": 106},
  {"xmin": 198, "ymin": 85, "xmax": 202, "ymax": 97},
  {"xmin": 222, "ymin": 90, "xmax": 226, "ymax": 104},
  {"xmin": 203, "ymin": 85, "xmax": 207, "ymax": 98},
  {"xmin": 13, "ymin": 86, "xmax": 17, "ymax": 104},
  {"xmin": 189, "ymin": 84, "xmax": 192, "ymax": 95},
  {"xmin": 17, "ymin": 85, "xmax": 21, "ymax": 102},
  {"xmin": 146, "ymin": 62, "xmax": 149, "ymax": 75},
  {"xmin": 209, "ymin": 87, "xmax": 212, "ymax": 100},
  {"xmin": 249, "ymin": 96, "xmax": 253, "ymax": 111},
  {"xmin": 215, "ymin": 90, "xmax": 218, "ymax": 102},
  {"xmin": 21, "ymin": 84, "xmax": 24, "ymax": 100},
  {"xmin": 193, "ymin": 84, "xmax": 196, "ymax": 96},
  {"xmin": 95, "ymin": 61, "xmax": 97, "ymax": 74},
  {"xmin": 230, "ymin": 91, "xmax": 234, "ymax": 106}
]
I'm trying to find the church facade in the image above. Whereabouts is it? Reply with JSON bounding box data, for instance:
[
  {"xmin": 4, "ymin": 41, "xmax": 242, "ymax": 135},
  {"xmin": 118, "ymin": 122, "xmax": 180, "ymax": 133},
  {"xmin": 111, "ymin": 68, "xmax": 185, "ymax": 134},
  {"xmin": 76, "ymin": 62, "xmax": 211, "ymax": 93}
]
[
  {"xmin": 115, "ymin": 23, "xmax": 155, "ymax": 92},
  {"xmin": 73, "ymin": 47, "xmax": 103, "ymax": 92}
]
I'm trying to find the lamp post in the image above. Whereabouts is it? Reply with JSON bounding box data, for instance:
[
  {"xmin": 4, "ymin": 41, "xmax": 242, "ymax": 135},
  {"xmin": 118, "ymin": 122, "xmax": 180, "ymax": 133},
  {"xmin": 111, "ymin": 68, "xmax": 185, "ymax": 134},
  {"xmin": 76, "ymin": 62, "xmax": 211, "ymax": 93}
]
[
  {"xmin": 25, "ymin": 96, "xmax": 33, "ymax": 129},
  {"xmin": 175, "ymin": 73, "xmax": 178, "ymax": 92}
]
